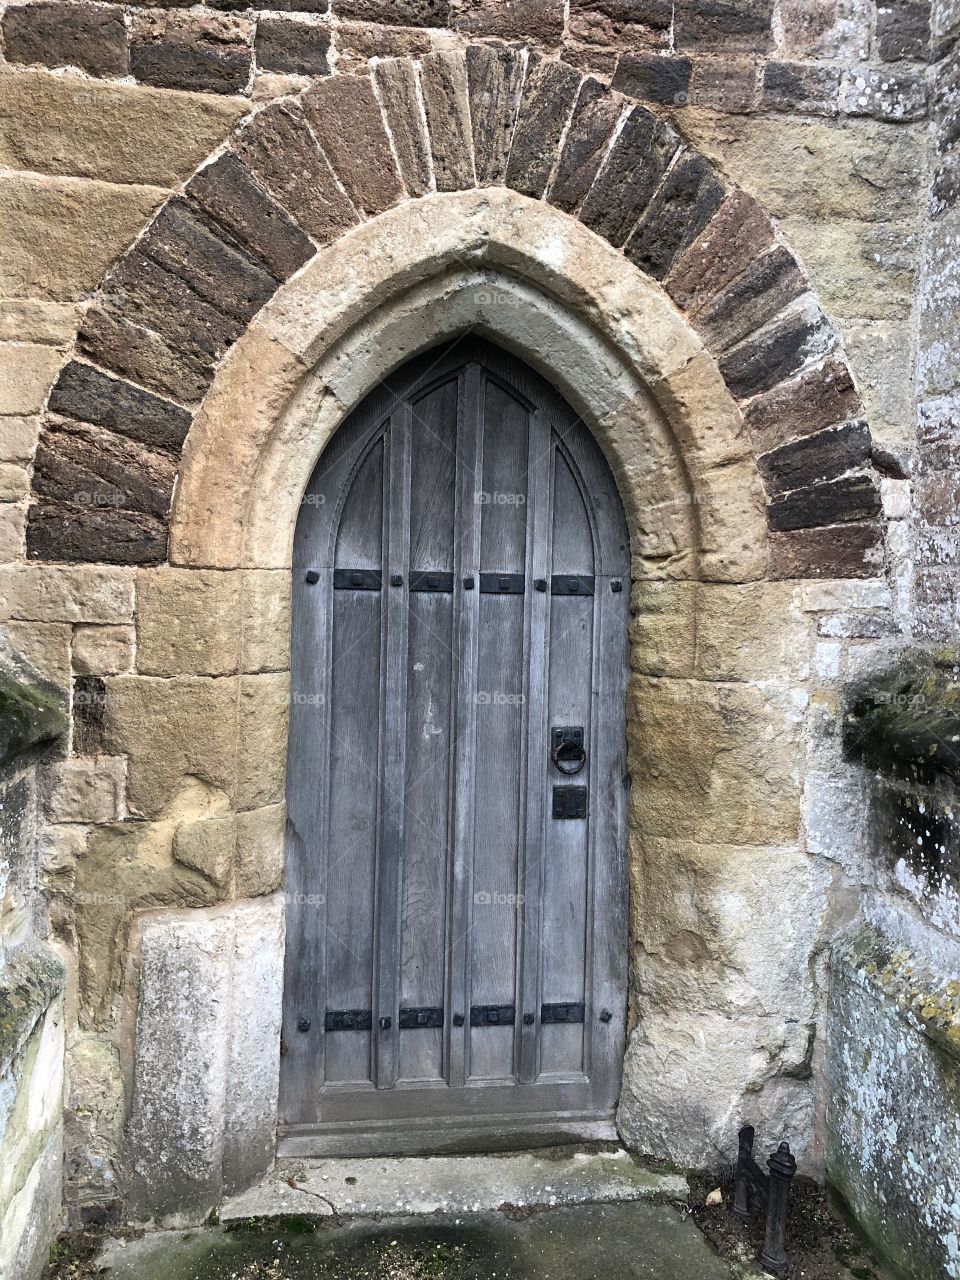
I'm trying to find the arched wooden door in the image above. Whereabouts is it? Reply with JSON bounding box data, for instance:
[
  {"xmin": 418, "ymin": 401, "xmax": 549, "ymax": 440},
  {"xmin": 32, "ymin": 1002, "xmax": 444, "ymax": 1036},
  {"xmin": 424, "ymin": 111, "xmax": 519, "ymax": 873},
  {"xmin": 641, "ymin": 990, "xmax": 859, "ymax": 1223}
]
[{"xmin": 280, "ymin": 339, "xmax": 630, "ymax": 1156}]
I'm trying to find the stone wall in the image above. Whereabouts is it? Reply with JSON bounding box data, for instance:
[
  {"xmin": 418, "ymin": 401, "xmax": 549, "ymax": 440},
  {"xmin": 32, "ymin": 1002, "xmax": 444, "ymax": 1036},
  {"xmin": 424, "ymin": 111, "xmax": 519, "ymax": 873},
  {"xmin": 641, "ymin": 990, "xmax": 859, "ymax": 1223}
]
[{"xmin": 0, "ymin": 0, "xmax": 955, "ymax": 1269}]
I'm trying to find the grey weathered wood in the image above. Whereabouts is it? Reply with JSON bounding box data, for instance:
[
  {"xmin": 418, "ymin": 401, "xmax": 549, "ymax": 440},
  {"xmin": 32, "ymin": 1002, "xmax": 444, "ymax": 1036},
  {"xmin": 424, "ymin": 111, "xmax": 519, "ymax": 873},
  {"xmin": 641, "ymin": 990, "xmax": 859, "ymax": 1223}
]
[{"xmin": 282, "ymin": 338, "xmax": 631, "ymax": 1152}]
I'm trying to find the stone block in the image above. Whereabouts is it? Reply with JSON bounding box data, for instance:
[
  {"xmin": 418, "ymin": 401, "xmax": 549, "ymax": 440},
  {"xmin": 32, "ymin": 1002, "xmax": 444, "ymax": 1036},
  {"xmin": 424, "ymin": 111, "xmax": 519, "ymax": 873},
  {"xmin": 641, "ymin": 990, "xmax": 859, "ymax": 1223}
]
[
  {"xmin": 917, "ymin": 212, "xmax": 960, "ymax": 399},
  {"xmin": 303, "ymin": 75, "xmax": 403, "ymax": 217},
  {"xmin": 334, "ymin": 19, "xmax": 432, "ymax": 68},
  {"xmin": 186, "ymin": 154, "xmax": 314, "ymax": 282},
  {"xmin": 64, "ymin": 1036, "xmax": 124, "ymax": 1215},
  {"xmin": 466, "ymin": 44, "xmax": 526, "ymax": 188},
  {"xmin": 629, "ymin": 580, "xmax": 696, "ymax": 677},
  {"xmin": 0, "ymin": 565, "xmax": 134, "ymax": 624},
  {"xmin": 782, "ymin": 216, "xmax": 917, "ymax": 320},
  {"xmin": 744, "ymin": 357, "xmax": 861, "ymax": 452},
  {"xmin": 235, "ymin": 673, "xmax": 289, "ymax": 810},
  {"xmin": 2, "ymin": 2, "xmax": 127, "ymax": 77},
  {"xmin": 769, "ymin": 520, "xmax": 884, "ymax": 578},
  {"xmin": 0, "ymin": 300, "xmax": 79, "ymax": 348},
  {"xmin": 688, "ymin": 55, "xmax": 760, "ymax": 111},
  {"xmin": 630, "ymin": 677, "xmax": 803, "ymax": 844},
  {"xmin": 652, "ymin": 350, "xmax": 750, "ymax": 470},
  {"xmin": 779, "ymin": 0, "xmax": 871, "ymax": 59},
  {"xmin": 42, "ymin": 758, "xmax": 124, "ymax": 824},
  {"xmin": 506, "ymin": 57, "xmax": 582, "ymax": 200},
  {"xmin": 767, "ymin": 473, "xmax": 881, "ymax": 531},
  {"xmin": 255, "ymin": 17, "xmax": 331, "ymax": 76},
  {"xmin": 234, "ymin": 101, "xmax": 358, "ymax": 244},
  {"xmin": 624, "ymin": 150, "xmax": 726, "ymax": 280},
  {"xmin": 612, "ymin": 52, "xmax": 693, "ymax": 106},
  {"xmin": 841, "ymin": 67, "xmax": 928, "ymax": 121},
  {"xmin": 451, "ymin": 0, "xmax": 565, "ymax": 41},
  {"xmin": 131, "ymin": 12, "xmax": 252, "ymax": 96},
  {"xmin": 758, "ymin": 420, "xmax": 872, "ymax": 496},
  {"xmin": 579, "ymin": 105, "xmax": 679, "ymax": 247},
  {"xmin": 374, "ymin": 58, "xmax": 432, "ymax": 197},
  {"xmin": 675, "ymin": 0, "xmax": 775, "ymax": 53},
  {"xmin": 719, "ymin": 301, "xmax": 833, "ymax": 399},
  {"xmin": 235, "ymin": 804, "xmax": 284, "ymax": 896},
  {"xmin": 0, "ymin": 344, "xmax": 63, "ymax": 416},
  {"xmin": 548, "ymin": 77, "xmax": 623, "ymax": 213},
  {"xmin": 240, "ymin": 570, "xmax": 291, "ymax": 673},
  {"xmin": 72, "ymin": 625, "xmax": 134, "ymax": 676},
  {"xmin": 419, "ymin": 50, "xmax": 475, "ymax": 191},
  {"xmin": 333, "ymin": 0, "xmax": 448, "ymax": 23},
  {"xmin": 48, "ymin": 362, "xmax": 191, "ymax": 455},
  {"xmin": 26, "ymin": 504, "xmax": 168, "ymax": 567},
  {"xmin": 694, "ymin": 247, "xmax": 807, "ymax": 353},
  {"xmin": 4, "ymin": 621, "xmax": 71, "ymax": 687},
  {"xmin": 664, "ymin": 190, "xmax": 774, "ymax": 312},
  {"xmin": 694, "ymin": 581, "xmax": 813, "ymax": 680},
  {"xmin": 32, "ymin": 417, "xmax": 178, "ymax": 519},
  {"xmin": 877, "ymin": 0, "xmax": 931, "ymax": 59},
  {"xmin": 102, "ymin": 676, "xmax": 238, "ymax": 818},
  {"xmin": 174, "ymin": 815, "xmax": 235, "ymax": 887},
  {"xmin": 0, "ymin": 416, "xmax": 40, "ymax": 463},
  {"xmin": 0, "ymin": 505, "xmax": 26, "ymax": 565},
  {"xmin": 72, "ymin": 674, "xmax": 108, "ymax": 755},
  {"xmin": 0, "ymin": 72, "xmax": 247, "ymax": 189},
  {"xmin": 0, "ymin": 463, "xmax": 27, "ymax": 502},
  {"xmin": 136, "ymin": 569, "xmax": 243, "ymax": 677},
  {"xmin": 761, "ymin": 60, "xmax": 842, "ymax": 115}
]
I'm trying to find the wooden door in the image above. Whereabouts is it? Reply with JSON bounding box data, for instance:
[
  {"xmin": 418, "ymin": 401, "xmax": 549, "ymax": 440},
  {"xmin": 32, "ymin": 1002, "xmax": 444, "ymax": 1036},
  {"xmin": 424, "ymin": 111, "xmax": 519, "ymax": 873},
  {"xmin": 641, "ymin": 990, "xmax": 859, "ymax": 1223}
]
[{"xmin": 280, "ymin": 339, "xmax": 630, "ymax": 1156}]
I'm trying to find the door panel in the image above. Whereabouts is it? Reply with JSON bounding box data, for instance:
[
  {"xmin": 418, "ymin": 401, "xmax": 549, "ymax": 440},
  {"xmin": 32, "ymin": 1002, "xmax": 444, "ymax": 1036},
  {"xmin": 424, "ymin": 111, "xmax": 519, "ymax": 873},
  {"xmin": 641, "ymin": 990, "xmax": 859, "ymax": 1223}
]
[{"xmin": 281, "ymin": 339, "xmax": 630, "ymax": 1153}]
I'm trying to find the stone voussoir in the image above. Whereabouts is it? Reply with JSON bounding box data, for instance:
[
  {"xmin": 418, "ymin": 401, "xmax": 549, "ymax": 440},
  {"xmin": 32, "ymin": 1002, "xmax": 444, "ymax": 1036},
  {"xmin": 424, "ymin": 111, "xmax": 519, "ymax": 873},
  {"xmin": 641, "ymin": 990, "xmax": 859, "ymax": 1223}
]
[
  {"xmin": 548, "ymin": 76, "xmax": 625, "ymax": 214},
  {"xmin": 623, "ymin": 148, "xmax": 726, "ymax": 280},
  {"xmin": 2, "ymin": 2, "xmax": 128, "ymax": 78},
  {"xmin": 506, "ymin": 55, "xmax": 584, "ymax": 200},
  {"xmin": 48, "ymin": 362, "xmax": 192, "ymax": 455},
  {"xmin": 578, "ymin": 104, "xmax": 680, "ymax": 247},
  {"xmin": 302, "ymin": 74, "xmax": 404, "ymax": 217},
  {"xmin": 419, "ymin": 48, "xmax": 476, "ymax": 192},
  {"xmin": 465, "ymin": 43, "xmax": 526, "ymax": 189}
]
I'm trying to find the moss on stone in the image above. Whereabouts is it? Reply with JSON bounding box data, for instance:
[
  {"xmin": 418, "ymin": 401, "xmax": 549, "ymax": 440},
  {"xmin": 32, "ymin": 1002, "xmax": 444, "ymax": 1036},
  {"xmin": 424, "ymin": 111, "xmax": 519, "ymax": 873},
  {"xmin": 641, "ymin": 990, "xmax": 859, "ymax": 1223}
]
[
  {"xmin": 843, "ymin": 648, "xmax": 960, "ymax": 781},
  {"xmin": 0, "ymin": 940, "xmax": 64, "ymax": 1074},
  {"xmin": 0, "ymin": 664, "xmax": 67, "ymax": 773}
]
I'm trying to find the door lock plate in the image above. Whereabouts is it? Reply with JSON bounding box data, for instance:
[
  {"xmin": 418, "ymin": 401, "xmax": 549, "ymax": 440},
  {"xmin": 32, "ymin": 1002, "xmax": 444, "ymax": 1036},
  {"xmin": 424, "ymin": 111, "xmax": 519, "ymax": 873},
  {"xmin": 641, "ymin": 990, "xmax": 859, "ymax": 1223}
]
[{"xmin": 552, "ymin": 785, "xmax": 588, "ymax": 819}]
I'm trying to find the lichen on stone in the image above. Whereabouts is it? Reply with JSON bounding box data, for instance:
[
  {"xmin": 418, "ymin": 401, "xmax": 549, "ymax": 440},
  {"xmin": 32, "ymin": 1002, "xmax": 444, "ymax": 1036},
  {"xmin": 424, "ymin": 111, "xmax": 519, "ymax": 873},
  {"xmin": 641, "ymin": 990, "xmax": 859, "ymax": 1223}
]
[{"xmin": 0, "ymin": 663, "xmax": 67, "ymax": 774}]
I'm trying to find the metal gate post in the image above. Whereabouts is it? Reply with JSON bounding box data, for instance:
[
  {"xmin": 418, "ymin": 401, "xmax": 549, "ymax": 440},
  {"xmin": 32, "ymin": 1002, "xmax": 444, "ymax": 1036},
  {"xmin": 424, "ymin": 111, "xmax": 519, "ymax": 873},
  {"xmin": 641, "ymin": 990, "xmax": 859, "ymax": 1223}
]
[{"xmin": 759, "ymin": 1142, "xmax": 798, "ymax": 1275}]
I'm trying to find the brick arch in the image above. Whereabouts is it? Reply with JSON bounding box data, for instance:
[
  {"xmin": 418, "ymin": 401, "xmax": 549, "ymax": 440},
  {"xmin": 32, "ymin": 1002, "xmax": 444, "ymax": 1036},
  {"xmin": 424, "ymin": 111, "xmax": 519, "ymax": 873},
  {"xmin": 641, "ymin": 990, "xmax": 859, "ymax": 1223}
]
[{"xmin": 30, "ymin": 46, "xmax": 883, "ymax": 580}]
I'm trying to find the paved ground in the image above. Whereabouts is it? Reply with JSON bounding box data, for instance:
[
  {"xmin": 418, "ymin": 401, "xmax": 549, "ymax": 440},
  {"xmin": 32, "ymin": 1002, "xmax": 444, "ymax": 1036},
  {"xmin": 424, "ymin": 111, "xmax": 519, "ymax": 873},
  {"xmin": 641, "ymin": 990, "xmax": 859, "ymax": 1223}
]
[{"xmin": 97, "ymin": 1201, "xmax": 740, "ymax": 1280}]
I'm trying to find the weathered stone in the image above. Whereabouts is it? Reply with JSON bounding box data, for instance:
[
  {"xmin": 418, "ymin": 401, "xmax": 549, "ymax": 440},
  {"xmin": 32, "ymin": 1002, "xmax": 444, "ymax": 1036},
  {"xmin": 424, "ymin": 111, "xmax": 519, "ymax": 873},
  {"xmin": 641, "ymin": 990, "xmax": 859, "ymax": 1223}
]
[
  {"xmin": 2, "ymin": 2, "xmax": 127, "ymax": 77},
  {"xmin": 72, "ymin": 625, "xmax": 134, "ymax": 676},
  {"xmin": 41, "ymin": 757, "xmax": 124, "ymax": 824},
  {"xmin": 694, "ymin": 582, "xmax": 813, "ymax": 680},
  {"xmin": 719, "ymin": 302, "xmax": 833, "ymax": 399},
  {"xmin": 0, "ymin": 417, "xmax": 38, "ymax": 463},
  {"xmin": 761, "ymin": 60, "xmax": 842, "ymax": 115},
  {"xmin": 769, "ymin": 520, "xmax": 884, "ymax": 578},
  {"xmin": 255, "ymin": 16, "xmax": 330, "ymax": 76},
  {"xmin": 759, "ymin": 420, "xmax": 871, "ymax": 496},
  {"xmin": 629, "ymin": 581, "xmax": 696, "ymax": 677},
  {"xmin": 419, "ymin": 50, "xmax": 475, "ymax": 191},
  {"xmin": 0, "ymin": 564, "xmax": 134, "ymax": 624},
  {"xmin": 333, "ymin": 0, "xmax": 448, "ymax": 23},
  {"xmin": 373, "ymin": 58, "xmax": 432, "ymax": 197},
  {"xmin": 0, "ymin": 459, "xmax": 27, "ymax": 503},
  {"xmin": 173, "ymin": 815, "xmax": 235, "ymax": 887},
  {"xmin": 767, "ymin": 472, "xmax": 881, "ymax": 531},
  {"xmin": 451, "ymin": 0, "xmax": 565, "ymax": 42},
  {"xmin": 235, "ymin": 804, "xmax": 284, "ymax": 896},
  {"xmin": 579, "ymin": 105, "xmax": 679, "ymax": 246},
  {"xmin": 693, "ymin": 246, "xmax": 807, "ymax": 352},
  {"xmin": 567, "ymin": 0, "xmax": 673, "ymax": 65},
  {"xmin": 48, "ymin": 362, "xmax": 191, "ymax": 455},
  {"xmin": 781, "ymin": 216, "xmax": 917, "ymax": 320},
  {"xmin": 0, "ymin": 344, "xmax": 62, "ymax": 416},
  {"xmin": 506, "ymin": 57, "xmax": 583, "ymax": 200},
  {"xmin": 32, "ymin": 418, "xmax": 177, "ymax": 523},
  {"xmin": 624, "ymin": 150, "xmax": 725, "ymax": 279},
  {"xmin": 72, "ymin": 674, "xmax": 107, "ymax": 755},
  {"xmin": 0, "ymin": 299, "xmax": 78, "ymax": 348},
  {"xmin": 26, "ymin": 504, "xmax": 169, "ymax": 568},
  {"xmin": 612, "ymin": 52, "xmax": 693, "ymax": 105},
  {"xmin": 303, "ymin": 75, "xmax": 403, "ymax": 217},
  {"xmin": 240, "ymin": 570, "xmax": 291, "ymax": 673},
  {"xmin": 665, "ymin": 190, "xmax": 774, "ymax": 312},
  {"xmin": 651, "ymin": 350, "xmax": 751, "ymax": 470},
  {"xmin": 78, "ymin": 302, "xmax": 212, "ymax": 409},
  {"xmin": 0, "ymin": 73, "xmax": 246, "ymax": 189},
  {"xmin": 137, "ymin": 569, "xmax": 242, "ymax": 677},
  {"xmin": 0, "ymin": 173, "xmax": 165, "ymax": 302},
  {"xmin": 688, "ymin": 55, "xmax": 759, "ymax": 110},
  {"xmin": 548, "ymin": 77, "xmax": 623, "ymax": 212},
  {"xmin": 64, "ymin": 1037, "xmax": 124, "ymax": 1216},
  {"xmin": 234, "ymin": 101, "xmax": 359, "ymax": 243},
  {"xmin": 187, "ymin": 154, "xmax": 315, "ymax": 281},
  {"xmin": 877, "ymin": 0, "xmax": 931, "ymax": 60},
  {"xmin": 917, "ymin": 212, "xmax": 960, "ymax": 399},
  {"xmin": 779, "ymin": 0, "xmax": 869, "ymax": 59},
  {"xmin": 0, "ymin": 506, "xmax": 26, "ymax": 565},
  {"xmin": 139, "ymin": 198, "xmax": 279, "ymax": 323},
  {"xmin": 130, "ymin": 12, "xmax": 252, "ymax": 96},
  {"xmin": 841, "ymin": 66, "xmax": 928, "ymax": 121},
  {"xmin": 675, "ymin": 0, "xmax": 775, "ymax": 52},
  {"xmin": 743, "ymin": 357, "xmax": 862, "ymax": 452},
  {"xmin": 335, "ymin": 19, "xmax": 432, "ymax": 68},
  {"xmin": 235, "ymin": 673, "xmax": 289, "ymax": 810},
  {"xmin": 466, "ymin": 44, "xmax": 526, "ymax": 188}
]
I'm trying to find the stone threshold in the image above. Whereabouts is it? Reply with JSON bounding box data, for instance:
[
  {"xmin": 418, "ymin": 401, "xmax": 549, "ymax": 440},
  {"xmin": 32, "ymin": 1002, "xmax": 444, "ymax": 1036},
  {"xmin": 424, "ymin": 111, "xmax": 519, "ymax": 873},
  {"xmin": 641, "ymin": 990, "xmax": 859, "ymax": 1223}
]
[{"xmin": 218, "ymin": 1147, "xmax": 688, "ymax": 1223}]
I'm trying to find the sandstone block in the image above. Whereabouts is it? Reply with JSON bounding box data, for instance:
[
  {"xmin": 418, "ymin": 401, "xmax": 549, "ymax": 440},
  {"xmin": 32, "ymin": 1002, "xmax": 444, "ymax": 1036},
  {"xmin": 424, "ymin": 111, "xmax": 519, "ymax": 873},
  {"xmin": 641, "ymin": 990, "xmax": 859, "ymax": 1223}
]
[
  {"xmin": 623, "ymin": 150, "xmax": 725, "ymax": 280},
  {"xmin": 234, "ymin": 101, "xmax": 358, "ymax": 243},
  {"xmin": 758, "ymin": 420, "xmax": 871, "ymax": 495},
  {"xmin": 32, "ymin": 417, "xmax": 178, "ymax": 519},
  {"xmin": 235, "ymin": 673, "xmax": 289, "ymax": 811},
  {"xmin": 64, "ymin": 1036, "xmax": 124, "ymax": 1213},
  {"xmin": 694, "ymin": 581, "xmax": 812, "ymax": 680},
  {"xmin": 877, "ymin": 0, "xmax": 931, "ymax": 59},
  {"xmin": 0, "ymin": 72, "xmax": 246, "ymax": 189},
  {"xmin": 611, "ymin": 51, "xmax": 692, "ymax": 105},
  {"xmin": 651, "ymin": 350, "xmax": 750, "ymax": 470},
  {"xmin": 42, "ymin": 757, "xmax": 124, "ymax": 824},
  {"xmin": 373, "ymin": 58, "xmax": 432, "ymax": 197},
  {"xmin": 419, "ymin": 50, "xmax": 475, "ymax": 191},
  {"xmin": 675, "ymin": 0, "xmax": 774, "ymax": 52},
  {"xmin": 174, "ymin": 815, "xmax": 235, "ymax": 887},
  {"xmin": 303, "ymin": 75, "xmax": 403, "ymax": 217},
  {"xmin": 629, "ymin": 580, "xmax": 696, "ymax": 677},
  {"xmin": 2, "ymin": 2, "xmax": 127, "ymax": 78},
  {"xmin": 4, "ymin": 620, "xmax": 71, "ymax": 686},
  {"xmin": 782, "ymin": 216, "xmax": 917, "ymax": 321},
  {"xmin": 0, "ymin": 299, "xmax": 79, "ymax": 347},
  {"xmin": 0, "ymin": 504, "xmax": 26, "ymax": 565},
  {"xmin": 335, "ymin": 19, "xmax": 432, "ymax": 69},
  {"xmin": 761, "ymin": 60, "xmax": 841, "ymax": 115},
  {"xmin": 136, "ymin": 569, "xmax": 243, "ymax": 677},
  {"xmin": 186, "ymin": 154, "xmax": 314, "ymax": 282},
  {"xmin": 841, "ymin": 67, "xmax": 928, "ymax": 121},
  {"xmin": 26, "ymin": 503, "xmax": 168, "ymax": 567},
  {"xmin": 688, "ymin": 55, "xmax": 760, "ymax": 111},
  {"xmin": 72, "ymin": 674, "xmax": 107, "ymax": 755},
  {"xmin": 767, "ymin": 472, "xmax": 881, "ymax": 531},
  {"xmin": 0, "ymin": 564, "xmax": 134, "ymax": 624},
  {"xmin": 235, "ymin": 804, "xmax": 284, "ymax": 896},
  {"xmin": 743, "ymin": 357, "xmax": 861, "ymax": 452},
  {"xmin": 0, "ymin": 416, "xmax": 39, "ymax": 462},
  {"xmin": 131, "ymin": 12, "xmax": 252, "ymax": 96},
  {"xmin": 548, "ymin": 77, "xmax": 623, "ymax": 213},
  {"xmin": 719, "ymin": 301, "xmax": 832, "ymax": 399},
  {"xmin": 779, "ymin": 0, "xmax": 870, "ymax": 59},
  {"xmin": 466, "ymin": 44, "xmax": 526, "ymax": 188},
  {"xmin": 333, "ymin": 0, "xmax": 448, "ymax": 23},
  {"xmin": 579, "ymin": 105, "xmax": 679, "ymax": 247},
  {"xmin": 693, "ymin": 246, "xmax": 807, "ymax": 353},
  {"xmin": 506, "ymin": 57, "xmax": 583, "ymax": 200},
  {"xmin": 49, "ymin": 362, "xmax": 190, "ymax": 455},
  {"xmin": 72, "ymin": 625, "xmax": 134, "ymax": 676},
  {"xmin": 256, "ymin": 17, "xmax": 330, "ymax": 76},
  {"xmin": 0, "ymin": 462, "xmax": 28, "ymax": 502},
  {"xmin": 664, "ymin": 190, "xmax": 774, "ymax": 312},
  {"xmin": 451, "ymin": 0, "xmax": 565, "ymax": 41},
  {"xmin": 240, "ymin": 570, "xmax": 291, "ymax": 673},
  {"xmin": 769, "ymin": 521, "xmax": 884, "ymax": 578},
  {"xmin": 0, "ymin": 174, "xmax": 165, "ymax": 302},
  {"xmin": 77, "ymin": 304, "xmax": 213, "ymax": 407},
  {"xmin": 0, "ymin": 344, "xmax": 63, "ymax": 416}
]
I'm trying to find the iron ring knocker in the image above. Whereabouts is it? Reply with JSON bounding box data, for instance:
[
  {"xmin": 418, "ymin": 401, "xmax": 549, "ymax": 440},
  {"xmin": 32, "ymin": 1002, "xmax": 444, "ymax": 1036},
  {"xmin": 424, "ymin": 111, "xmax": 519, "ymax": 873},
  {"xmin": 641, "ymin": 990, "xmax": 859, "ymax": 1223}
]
[{"xmin": 552, "ymin": 739, "xmax": 587, "ymax": 775}]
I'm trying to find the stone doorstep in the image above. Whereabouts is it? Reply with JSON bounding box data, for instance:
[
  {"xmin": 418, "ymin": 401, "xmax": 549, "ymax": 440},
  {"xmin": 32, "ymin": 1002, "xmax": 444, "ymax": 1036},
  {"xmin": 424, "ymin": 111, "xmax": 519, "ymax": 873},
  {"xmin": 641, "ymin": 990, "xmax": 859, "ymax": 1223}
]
[{"xmin": 219, "ymin": 1149, "xmax": 688, "ymax": 1222}]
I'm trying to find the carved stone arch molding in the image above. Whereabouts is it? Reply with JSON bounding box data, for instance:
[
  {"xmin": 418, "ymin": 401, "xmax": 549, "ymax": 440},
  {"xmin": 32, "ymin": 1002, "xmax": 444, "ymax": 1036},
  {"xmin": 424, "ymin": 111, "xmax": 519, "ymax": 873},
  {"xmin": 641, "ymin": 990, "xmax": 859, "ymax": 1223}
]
[{"xmin": 30, "ymin": 46, "xmax": 884, "ymax": 581}]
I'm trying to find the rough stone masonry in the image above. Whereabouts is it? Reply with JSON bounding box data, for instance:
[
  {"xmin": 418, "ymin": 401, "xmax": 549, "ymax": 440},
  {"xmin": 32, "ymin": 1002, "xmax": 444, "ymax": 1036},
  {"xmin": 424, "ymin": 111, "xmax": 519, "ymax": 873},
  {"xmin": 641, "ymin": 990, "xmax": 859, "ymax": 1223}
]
[{"xmin": 0, "ymin": 1, "xmax": 958, "ymax": 1279}]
